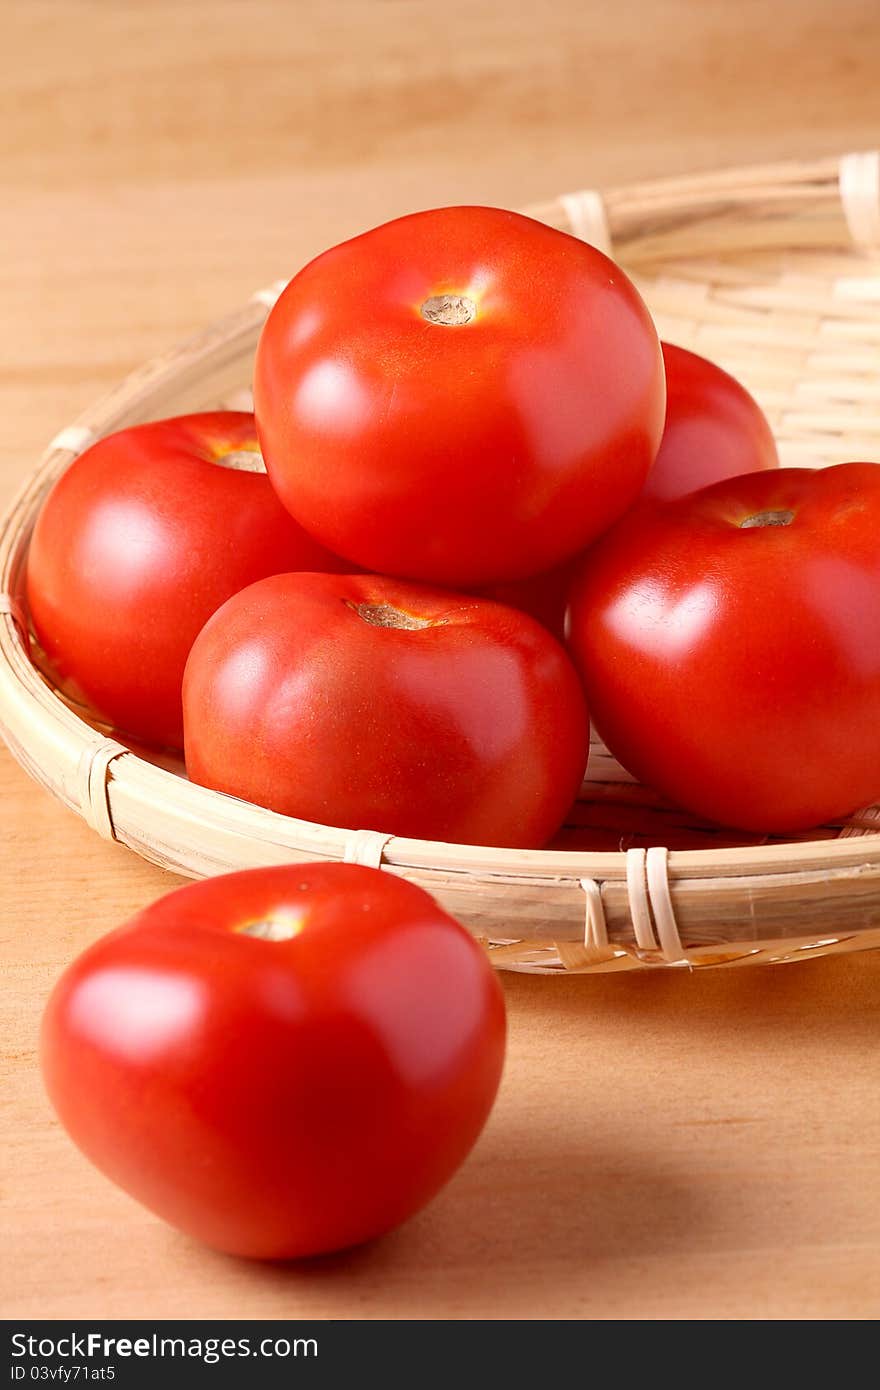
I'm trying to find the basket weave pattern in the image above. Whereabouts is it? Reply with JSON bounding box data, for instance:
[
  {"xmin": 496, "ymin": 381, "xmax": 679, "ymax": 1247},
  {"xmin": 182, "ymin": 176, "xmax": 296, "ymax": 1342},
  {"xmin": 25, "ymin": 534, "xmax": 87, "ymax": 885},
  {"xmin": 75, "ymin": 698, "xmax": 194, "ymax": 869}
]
[{"xmin": 2, "ymin": 154, "xmax": 880, "ymax": 972}]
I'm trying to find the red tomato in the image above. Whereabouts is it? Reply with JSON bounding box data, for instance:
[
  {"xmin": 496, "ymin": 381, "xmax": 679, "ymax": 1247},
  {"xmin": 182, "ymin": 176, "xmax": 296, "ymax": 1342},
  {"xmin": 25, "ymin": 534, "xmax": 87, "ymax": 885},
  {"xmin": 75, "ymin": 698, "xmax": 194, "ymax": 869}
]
[
  {"xmin": 41, "ymin": 863, "xmax": 506, "ymax": 1259},
  {"xmin": 567, "ymin": 463, "xmax": 880, "ymax": 832},
  {"xmin": 26, "ymin": 412, "xmax": 348, "ymax": 749},
  {"xmin": 643, "ymin": 343, "xmax": 779, "ymax": 502},
  {"xmin": 254, "ymin": 206, "xmax": 665, "ymax": 586},
  {"xmin": 183, "ymin": 572, "xmax": 589, "ymax": 847},
  {"xmin": 480, "ymin": 559, "xmax": 579, "ymax": 643},
  {"xmin": 479, "ymin": 343, "xmax": 779, "ymax": 637}
]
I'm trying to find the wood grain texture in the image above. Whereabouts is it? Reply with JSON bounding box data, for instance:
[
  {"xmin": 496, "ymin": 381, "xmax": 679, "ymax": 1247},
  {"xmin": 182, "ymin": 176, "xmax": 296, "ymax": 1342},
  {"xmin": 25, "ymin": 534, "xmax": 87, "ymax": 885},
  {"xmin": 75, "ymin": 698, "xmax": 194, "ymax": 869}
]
[{"xmin": 3, "ymin": 0, "xmax": 880, "ymax": 1321}]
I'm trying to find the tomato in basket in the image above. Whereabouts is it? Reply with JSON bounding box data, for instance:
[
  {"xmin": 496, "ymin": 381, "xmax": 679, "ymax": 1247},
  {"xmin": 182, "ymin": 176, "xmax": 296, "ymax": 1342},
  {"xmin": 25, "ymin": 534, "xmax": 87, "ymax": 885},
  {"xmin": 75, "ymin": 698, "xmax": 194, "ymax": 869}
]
[
  {"xmin": 481, "ymin": 343, "xmax": 780, "ymax": 638},
  {"xmin": 25, "ymin": 412, "xmax": 349, "ymax": 750},
  {"xmin": 183, "ymin": 572, "xmax": 589, "ymax": 848},
  {"xmin": 254, "ymin": 205, "xmax": 665, "ymax": 586},
  {"xmin": 41, "ymin": 863, "xmax": 506, "ymax": 1259},
  {"xmin": 567, "ymin": 462, "xmax": 880, "ymax": 832},
  {"xmin": 642, "ymin": 343, "xmax": 779, "ymax": 501}
]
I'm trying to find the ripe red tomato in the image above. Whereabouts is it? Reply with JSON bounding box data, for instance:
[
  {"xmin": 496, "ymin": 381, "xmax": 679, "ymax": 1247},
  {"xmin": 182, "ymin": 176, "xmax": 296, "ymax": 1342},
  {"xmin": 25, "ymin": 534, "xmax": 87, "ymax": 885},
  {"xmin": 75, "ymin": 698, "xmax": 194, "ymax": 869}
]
[
  {"xmin": 183, "ymin": 572, "xmax": 589, "ymax": 847},
  {"xmin": 254, "ymin": 206, "xmax": 665, "ymax": 586},
  {"xmin": 567, "ymin": 463, "xmax": 880, "ymax": 832},
  {"xmin": 479, "ymin": 343, "xmax": 779, "ymax": 637},
  {"xmin": 480, "ymin": 559, "xmax": 579, "ymax": 642},
  {"xmin": 26, "ymin": 412, "xmax": 348, "ymax": 749},
  {"xmin": 41, "ymin": 863, "xmax": 506, "ymax": 1259},
  {"xmin": 643, "ymin": 343, "xmax": 779, "ymax": 501}
]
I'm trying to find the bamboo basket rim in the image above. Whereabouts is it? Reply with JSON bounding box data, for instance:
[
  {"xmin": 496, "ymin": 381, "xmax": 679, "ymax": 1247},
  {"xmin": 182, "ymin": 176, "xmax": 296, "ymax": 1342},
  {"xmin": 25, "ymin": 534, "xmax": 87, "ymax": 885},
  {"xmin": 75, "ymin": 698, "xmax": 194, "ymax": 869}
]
[{"xmin": 2, "ymin": 151, "xmax": 880, "ymax": 972}]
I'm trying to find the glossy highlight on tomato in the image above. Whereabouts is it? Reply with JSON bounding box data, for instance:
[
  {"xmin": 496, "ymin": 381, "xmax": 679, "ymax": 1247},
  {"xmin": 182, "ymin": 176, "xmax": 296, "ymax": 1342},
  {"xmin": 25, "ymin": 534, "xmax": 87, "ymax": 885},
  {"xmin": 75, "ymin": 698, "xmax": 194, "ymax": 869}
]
[
  {"xmin": 254, "ymin": 205, "xmax": 665, "ymax": 586},
  {"xmin": 567, "ymin": 463, "xmax": 880, "ymax": 832},
  {"xmin": 26, "ymin": 412, "xmax": 349, "ymax": 749},
  {"xmin": 41, "ymin": 863, "xmax": 507, "ymax": 1259},
  {"xmin": 183, "ymin": 571, "xmax": 589, "ymax": 847}
]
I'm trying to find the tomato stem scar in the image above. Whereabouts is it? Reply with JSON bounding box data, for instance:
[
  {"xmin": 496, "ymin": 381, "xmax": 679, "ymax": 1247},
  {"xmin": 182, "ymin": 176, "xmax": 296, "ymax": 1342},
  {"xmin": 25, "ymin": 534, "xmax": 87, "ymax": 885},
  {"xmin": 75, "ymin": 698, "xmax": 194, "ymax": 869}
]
[
  {"xmin": 238, "ymin": 915, "xmax": 302, "ymax": 941},
  {"xmin": 739, "ymin": 509, "xmax": 795, "ymax": 529},
  {"xmin": 347, "ymin": 601, "xmax": 432, "ymax": 630},
  {"xmin": 210, "ymin": 448, "xmax": 267, "ymax": 474},
  {"xmin": 420, "ymin": 294, "xmax": 476, "ymax": 326}
]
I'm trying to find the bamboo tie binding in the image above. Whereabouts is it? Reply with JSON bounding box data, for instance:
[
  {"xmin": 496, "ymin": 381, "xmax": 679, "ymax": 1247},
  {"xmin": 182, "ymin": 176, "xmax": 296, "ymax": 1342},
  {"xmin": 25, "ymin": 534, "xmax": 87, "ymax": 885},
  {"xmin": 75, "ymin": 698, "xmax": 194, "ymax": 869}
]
[
  {"xmin": 343, "ymin": 828, "xmax": 395, "ymax": 868},
  {"xmin": 838, "ymin": 150, "xmax": 880, "ymax": 249},
  {"xmin": 251, "ymin": 279, "xmax": 288, "ymax": 310},
  {"xmin": 49, "ymin": 424, "xmax": 97, "ymax": 457},
  {"xmin": 559, "ymin": 189, "xmax": 613, "ymax": 256},
  {"xmin": 342, "ymin": 831, "xmax": 686, "ymax": 963},
  {"xmin": 0, "ymin": 593, "xmax": 27, "ymax": 642},
  {"xmin": 560, "ymin": 149, "xmax": 879, "ymax": 258},
  {"xmin": 76, "ymin": 738, "xmax": 127, "ymax": 841},
  {"xmin": 581, "ymin": 847, "xmax": 686, "ymax": 964}
]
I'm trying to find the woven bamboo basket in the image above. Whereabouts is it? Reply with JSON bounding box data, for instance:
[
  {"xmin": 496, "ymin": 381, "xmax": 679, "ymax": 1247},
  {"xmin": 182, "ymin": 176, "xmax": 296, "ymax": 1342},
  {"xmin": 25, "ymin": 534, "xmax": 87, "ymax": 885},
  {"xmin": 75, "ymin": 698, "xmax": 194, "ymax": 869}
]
[{"xmin": 3, "ymin": 153, "xmax": 880, "ymax": 974}]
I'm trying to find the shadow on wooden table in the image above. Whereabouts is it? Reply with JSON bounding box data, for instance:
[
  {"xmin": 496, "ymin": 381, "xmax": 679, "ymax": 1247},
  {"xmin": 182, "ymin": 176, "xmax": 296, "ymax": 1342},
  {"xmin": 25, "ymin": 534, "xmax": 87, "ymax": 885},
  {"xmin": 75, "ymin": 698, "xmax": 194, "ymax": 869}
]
[
  {"xmin": 504, "ymin": 948, "xmax": 880, "ymax": 1033},
  {"xmin": 213, "ymin": 1123, "xmax": 703, "ymax": 1312}
]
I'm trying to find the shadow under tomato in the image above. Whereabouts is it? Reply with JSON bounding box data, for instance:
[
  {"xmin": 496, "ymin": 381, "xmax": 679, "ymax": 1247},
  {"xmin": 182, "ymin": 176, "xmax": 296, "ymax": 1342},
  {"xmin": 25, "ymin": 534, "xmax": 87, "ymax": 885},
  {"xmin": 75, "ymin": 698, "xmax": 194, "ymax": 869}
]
[
  {"xmin": 171, "ymin": 949, "xmax": 880, "ymax": 1316},
  {"xmin": 499, "ymin": 946, "xmax": 880, "ymax": 1043},
  {"xmin": 215, "ymin": 1127, "xmax": 711, "ymax": 1300}
]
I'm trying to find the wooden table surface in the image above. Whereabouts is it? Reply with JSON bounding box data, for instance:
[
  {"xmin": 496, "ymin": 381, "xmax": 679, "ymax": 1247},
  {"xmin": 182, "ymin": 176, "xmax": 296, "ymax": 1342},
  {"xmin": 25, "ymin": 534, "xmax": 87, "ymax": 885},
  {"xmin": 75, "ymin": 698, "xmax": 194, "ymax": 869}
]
[{"xmin": 4, "ymin": 0, "xmax": 880, "ymax": 1322}]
